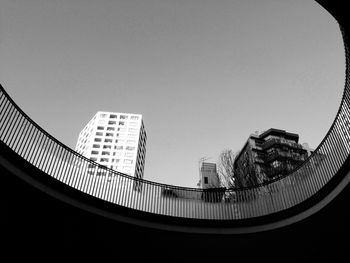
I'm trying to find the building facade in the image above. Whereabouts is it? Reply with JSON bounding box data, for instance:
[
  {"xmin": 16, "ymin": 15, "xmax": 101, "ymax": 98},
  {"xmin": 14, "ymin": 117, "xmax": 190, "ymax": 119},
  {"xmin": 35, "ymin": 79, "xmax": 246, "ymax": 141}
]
[
  {"xmin": 75, "ymin": 111, "xmax": 147, "ymax": 180},
  {"xmin": 233, "ymin": 128, "xmax": 309, "ymax": 188},
  {"xmin": 197, "ymin": 162, "xmax": 221, "ymax": 189}
]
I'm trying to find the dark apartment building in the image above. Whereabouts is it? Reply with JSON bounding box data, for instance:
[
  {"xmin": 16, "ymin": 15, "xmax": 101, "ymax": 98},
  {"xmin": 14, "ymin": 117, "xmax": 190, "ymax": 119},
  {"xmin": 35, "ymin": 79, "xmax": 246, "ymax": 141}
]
[{"xmin": 233, "ymin": 128, "xmax": 309, "ymax": 188}]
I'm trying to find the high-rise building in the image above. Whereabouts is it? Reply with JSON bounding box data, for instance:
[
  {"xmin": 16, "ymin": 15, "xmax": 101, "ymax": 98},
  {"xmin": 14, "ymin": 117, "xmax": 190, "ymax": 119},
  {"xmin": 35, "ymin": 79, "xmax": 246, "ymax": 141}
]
[
  {"xmin": 233, "ymin": 128, "xmax": 309, "ymax": 188},
  {"xmin": 75, "ymin": 111, "xmax": 147, "ymax": 180}
]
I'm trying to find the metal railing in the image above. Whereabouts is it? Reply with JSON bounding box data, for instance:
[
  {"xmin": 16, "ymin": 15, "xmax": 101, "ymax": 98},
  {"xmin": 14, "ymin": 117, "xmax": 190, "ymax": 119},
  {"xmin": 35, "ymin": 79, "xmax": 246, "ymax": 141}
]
[{"xmin": 1, "ymin": 27, "xmax": 350, "ymax": 221}]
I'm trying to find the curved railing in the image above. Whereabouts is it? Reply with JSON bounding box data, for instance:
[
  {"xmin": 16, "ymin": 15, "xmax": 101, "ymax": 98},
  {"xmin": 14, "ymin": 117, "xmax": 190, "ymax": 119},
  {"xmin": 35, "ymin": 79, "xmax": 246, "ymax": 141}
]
[{"xmin": 1, "ymin": 24, "xmax": 350, "ymax": 221}]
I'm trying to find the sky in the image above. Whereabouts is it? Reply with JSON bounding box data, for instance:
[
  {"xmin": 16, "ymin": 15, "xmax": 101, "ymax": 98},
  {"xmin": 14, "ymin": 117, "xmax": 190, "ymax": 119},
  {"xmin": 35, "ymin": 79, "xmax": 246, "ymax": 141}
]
[{"xmin": 0, "ymin": 0, "xmax": 345, "ymax": 187}]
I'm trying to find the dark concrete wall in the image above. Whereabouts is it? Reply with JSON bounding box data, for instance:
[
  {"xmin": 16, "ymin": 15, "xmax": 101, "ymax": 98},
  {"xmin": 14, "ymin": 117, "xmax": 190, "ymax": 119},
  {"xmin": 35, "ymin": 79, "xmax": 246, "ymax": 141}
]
[{"xmin": 2, "ymin": 140, "xmax": 349, "ymax": 261}]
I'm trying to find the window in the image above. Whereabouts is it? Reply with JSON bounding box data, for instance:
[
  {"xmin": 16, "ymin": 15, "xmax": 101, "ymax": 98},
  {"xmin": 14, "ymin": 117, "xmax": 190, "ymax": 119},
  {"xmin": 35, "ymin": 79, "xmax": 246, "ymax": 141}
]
[
  {"xmin": 92, "ymin": 144, "xmax": 100, "ymax": 148},
  {"xmin": 98, "ymin": 120, "xmax": 106, "ymax": 125},
  {"xmin": 204, "ymin": 177, "xmax": 208, "ymax": 184},
  {"xmin": 126, "ymin": 146, "xmax": 135, "ymax": 151},
  {"xmin": 124, "ymin": 159, "xmax": 133, "ymax": 164},
  {"xmin": 94, "ymin": 138, "xmax": 102, "ymax": 142},
  {"xmin": 103, "ymin": 145, "xmax": 112, "ymax": 149},
  {"xmin": 272, "ymin": 160, "xmax": 281, "ymax": 168},
  {"xmin": 97, "ymin": 126, "xmax": 104, "ymax": 130},
  {"xmin": 127, "ymin": 139, "xmax": 136, "ymax": 144},
  {"xmin": 100, "ymin": 158, "xmax": 109, "ymax": 162},
  {"xmin": 120, "ymin": 115, "xmax": 128, "ymax": 120},
  {"xmin": 110, "ymin": 114, "xmax": 118, "ymax": 119},
  {"xmin": 115, "ymin": 146, "xmax": 123, "ymax": 150},
  {"xmin": 119, "ymin": 121, "xmax": 125, "ymax": 126},
  {"xmin": 102, "ymin": 151, "xmax": 110, "ymax": 156},
  {"xmin": 107, "ymin": 127, "xmax": 115, "ymax": 131},
  {"xmin": 104, "ymin": 138, "xmax": 112, "ymax": 143},
  {"xmin": 255, "ymin": 141, "xmax": 263, "ymax": 147},
  {"xmin": 91, "ymin": 150, "xmax": 99, "ymax": 155},
  {"xmin": 125, "ymin": 152, "xmax": 133, "ymax": 158},
  {"xmin": 106, "ymin": 133, "xmax": 114, "ymax": 137},
  {"xmin": 108, "ymin": 120, "xmax": 116, "ymax": 125},
  {"xmin": 100, "ymin": 113, "xmax": 107, "ymax": 118},
  {"xmin": 267, "ymin": 148, "xmax": 275, "ymax": 154},
  {"xmin": 117, "ymin": 128, "xmax": 126, "ymax": 132},
  {"xmin": 90, "ymin": 157, "xmax": 97, "ymax": 161},
  {"xmin": 131, "ymin": 116, "xmax": 139, "ymax": 120},
  {"xmin": 96, "ymin": 132, "xmax": 103, "ymax": 136}
]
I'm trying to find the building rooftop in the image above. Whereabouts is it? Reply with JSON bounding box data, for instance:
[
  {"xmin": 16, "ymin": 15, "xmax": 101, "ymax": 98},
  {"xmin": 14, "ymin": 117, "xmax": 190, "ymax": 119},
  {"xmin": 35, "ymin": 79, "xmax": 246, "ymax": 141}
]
[{"xmin": 259, "ymin": 128, "xmax": 299, "ymax": 142}]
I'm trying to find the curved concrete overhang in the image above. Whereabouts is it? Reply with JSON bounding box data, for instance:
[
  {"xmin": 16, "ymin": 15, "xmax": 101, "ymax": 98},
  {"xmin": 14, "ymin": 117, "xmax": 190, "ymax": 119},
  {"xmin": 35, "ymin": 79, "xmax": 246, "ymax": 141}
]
[{"xmin": 2, "ymin": 138, "xmax": 350, "ymax": 235}]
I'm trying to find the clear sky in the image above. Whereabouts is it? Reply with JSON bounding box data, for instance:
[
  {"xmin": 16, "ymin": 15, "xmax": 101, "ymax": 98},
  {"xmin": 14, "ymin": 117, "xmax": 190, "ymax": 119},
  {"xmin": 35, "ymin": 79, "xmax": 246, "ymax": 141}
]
[{"xmin": 0, "ymin": 0, "xmax": 345, "ymax": 187}]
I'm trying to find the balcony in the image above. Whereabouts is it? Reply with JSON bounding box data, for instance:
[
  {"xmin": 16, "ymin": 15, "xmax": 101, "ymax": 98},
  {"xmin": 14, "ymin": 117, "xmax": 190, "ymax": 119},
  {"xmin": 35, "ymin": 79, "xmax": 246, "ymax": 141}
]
[
  {"xmin": 264, "ymin": 150, "xmax": 307, "ymax": 163},
  {"xmin": 262, "ymin": 138, "xmax": 304, "ymax": 151}
]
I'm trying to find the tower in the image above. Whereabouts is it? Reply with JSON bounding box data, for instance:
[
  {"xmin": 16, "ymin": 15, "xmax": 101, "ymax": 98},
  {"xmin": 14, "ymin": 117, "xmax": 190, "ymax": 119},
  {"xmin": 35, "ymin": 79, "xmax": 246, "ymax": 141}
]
[
  {"xmin": 198, "ymin": 162, "xmax": 220, "ymax": 189},
  {"xmin": 75, "ymin": 111, "xmax": 146, "ymax": 180}
]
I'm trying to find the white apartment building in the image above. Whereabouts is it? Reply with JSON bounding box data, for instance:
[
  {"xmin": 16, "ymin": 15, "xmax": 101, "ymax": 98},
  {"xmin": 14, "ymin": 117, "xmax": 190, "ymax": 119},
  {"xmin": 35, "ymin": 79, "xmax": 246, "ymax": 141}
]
[{"xmin": 75, "ymin": 111, "xmax": 146, "ymax": 179}]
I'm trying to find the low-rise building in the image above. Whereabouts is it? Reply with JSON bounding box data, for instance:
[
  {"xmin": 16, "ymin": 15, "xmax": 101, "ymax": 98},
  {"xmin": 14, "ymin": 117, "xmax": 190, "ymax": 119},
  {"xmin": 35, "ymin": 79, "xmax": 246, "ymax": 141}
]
[{"xmin": 197, "ymin": 162, "xmax": 221, "ymax": 189}]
